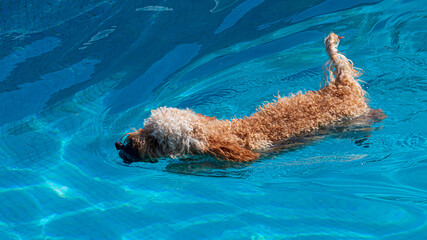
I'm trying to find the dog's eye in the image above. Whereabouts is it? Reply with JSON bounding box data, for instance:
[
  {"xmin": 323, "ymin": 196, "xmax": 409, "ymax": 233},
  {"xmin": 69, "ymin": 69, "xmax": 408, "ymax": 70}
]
[{"xmin": 125, "ymin": 144, "xmax": 132, "ymax": 152}]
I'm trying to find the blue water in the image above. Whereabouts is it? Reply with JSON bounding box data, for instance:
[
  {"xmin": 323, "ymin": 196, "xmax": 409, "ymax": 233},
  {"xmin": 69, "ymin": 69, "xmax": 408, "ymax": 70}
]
[{"xmin": 1, "ymin": 0, "xmax": 426, "ymax": 239}]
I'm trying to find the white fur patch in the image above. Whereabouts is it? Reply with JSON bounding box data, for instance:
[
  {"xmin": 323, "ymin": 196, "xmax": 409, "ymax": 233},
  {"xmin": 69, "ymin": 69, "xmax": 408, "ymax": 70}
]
[{"xmin": 143, "ymin": 107, "xmax": 206, "ymax": 156}]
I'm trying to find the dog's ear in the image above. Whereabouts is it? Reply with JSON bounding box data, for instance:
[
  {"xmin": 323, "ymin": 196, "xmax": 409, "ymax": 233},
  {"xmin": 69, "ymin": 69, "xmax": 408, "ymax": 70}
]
[{"xmin": 207, "ymin": 140, "xmax": 259, "ymax": 162}]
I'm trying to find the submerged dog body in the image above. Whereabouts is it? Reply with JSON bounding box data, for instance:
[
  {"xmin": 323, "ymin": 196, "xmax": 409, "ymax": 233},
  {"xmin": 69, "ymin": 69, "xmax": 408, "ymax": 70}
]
[{"xmin": 116, "ymin": 33, "xmax": 382, "ymax": 163}]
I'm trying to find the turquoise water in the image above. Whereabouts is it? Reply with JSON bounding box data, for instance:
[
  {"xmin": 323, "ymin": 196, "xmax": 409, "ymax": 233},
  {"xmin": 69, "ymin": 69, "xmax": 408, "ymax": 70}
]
[{"xmin": 1, "ymin": 0, "xmax": 426, "ymax": 239}]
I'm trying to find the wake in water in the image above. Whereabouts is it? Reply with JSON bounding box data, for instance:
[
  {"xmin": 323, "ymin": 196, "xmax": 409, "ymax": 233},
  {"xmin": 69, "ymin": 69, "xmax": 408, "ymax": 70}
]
[{"xmin": 115, "ymin": 33, "xmax": 386, "ymax": 164}]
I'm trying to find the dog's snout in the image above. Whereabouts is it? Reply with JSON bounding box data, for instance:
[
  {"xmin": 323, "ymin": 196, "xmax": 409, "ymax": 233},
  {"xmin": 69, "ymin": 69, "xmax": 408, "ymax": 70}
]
[
  {"xmin": 115, "ymin": 141, "xmax": 124, "ymax": 150},
  {"xmin": 119, "ymin": 150, "xmax": 133, "ymax": 164},
  {"xmin": 116, "ymin": 141, "xmax": 139, "ymax": 164}
]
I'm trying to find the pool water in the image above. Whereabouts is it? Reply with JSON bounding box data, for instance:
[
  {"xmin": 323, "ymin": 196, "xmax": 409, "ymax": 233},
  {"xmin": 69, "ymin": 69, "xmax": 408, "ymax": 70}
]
[{"xmin": 1, "ymin": 0, "xmax": 426, "ymax": 239}]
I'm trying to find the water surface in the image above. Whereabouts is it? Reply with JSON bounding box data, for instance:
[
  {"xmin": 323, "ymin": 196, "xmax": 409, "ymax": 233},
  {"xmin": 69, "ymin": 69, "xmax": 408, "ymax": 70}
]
[{"xmin": 1, "ymin": 0, "xmax": 426, "ymax": 239}]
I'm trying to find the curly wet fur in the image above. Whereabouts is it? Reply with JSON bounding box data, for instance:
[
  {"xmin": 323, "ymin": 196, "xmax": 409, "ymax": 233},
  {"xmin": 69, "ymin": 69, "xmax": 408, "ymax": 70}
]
[{"xmin": 122, "ymin": 33, "xmax": 375, "ymax": 162}]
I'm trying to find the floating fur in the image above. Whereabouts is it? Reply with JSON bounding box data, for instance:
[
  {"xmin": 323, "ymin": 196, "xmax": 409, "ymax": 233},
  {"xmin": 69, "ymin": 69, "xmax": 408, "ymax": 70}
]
[{"xmin": 116, "ymin": 33, "xmax": 385, "ymax": 163}]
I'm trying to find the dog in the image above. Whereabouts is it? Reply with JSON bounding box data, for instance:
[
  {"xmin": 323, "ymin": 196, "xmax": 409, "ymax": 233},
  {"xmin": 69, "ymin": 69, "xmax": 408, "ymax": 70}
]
[{"xmin": 115, "ymin": 33, "xmax": 386, "ymax": 163}]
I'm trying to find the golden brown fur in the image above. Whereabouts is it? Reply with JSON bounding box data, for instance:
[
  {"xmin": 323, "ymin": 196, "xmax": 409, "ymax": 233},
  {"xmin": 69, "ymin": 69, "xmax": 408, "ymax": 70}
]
[{"xmin": 119, "ymin": 33, "xmax": 383, "ymax": 163}]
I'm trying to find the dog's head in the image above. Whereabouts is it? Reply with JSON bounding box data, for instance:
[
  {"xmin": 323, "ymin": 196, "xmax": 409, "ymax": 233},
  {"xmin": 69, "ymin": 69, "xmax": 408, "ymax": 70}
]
[{"xmin": 115, "ymin": 129, "xmax": 158, "ymax": 163}]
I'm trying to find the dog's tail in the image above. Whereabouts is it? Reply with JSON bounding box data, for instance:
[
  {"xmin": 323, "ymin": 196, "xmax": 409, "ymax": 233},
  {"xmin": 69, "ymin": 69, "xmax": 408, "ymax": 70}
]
[{"xmin": 323, "ymin": 33, "xmax": 365, "ymax": 97}]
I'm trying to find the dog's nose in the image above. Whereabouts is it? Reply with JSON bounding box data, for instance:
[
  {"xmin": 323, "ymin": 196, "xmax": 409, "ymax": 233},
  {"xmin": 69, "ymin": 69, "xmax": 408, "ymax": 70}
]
[{"xmin": 115, "ymin": 141, "xmax": 124, "ymax": 150}]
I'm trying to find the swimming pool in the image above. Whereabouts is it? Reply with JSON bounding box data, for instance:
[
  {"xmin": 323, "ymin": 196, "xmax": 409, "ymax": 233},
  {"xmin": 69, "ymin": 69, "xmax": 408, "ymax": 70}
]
[{"xmin": 1, "ymin": 0, "xmax": 426, "ymax": 239}]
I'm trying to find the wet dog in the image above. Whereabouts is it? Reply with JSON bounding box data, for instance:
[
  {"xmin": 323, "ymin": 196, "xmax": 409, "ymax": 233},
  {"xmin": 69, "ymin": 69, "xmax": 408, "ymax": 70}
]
[{"xmin": 116, "ymin": 33, "xmax": 385, "ymax": 163}]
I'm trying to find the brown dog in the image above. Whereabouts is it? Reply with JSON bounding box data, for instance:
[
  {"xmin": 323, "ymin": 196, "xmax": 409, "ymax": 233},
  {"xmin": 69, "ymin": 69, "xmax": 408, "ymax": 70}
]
[{"xmin": 116, "ymin": 33, "xmax": 385, "ymax": 163}]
